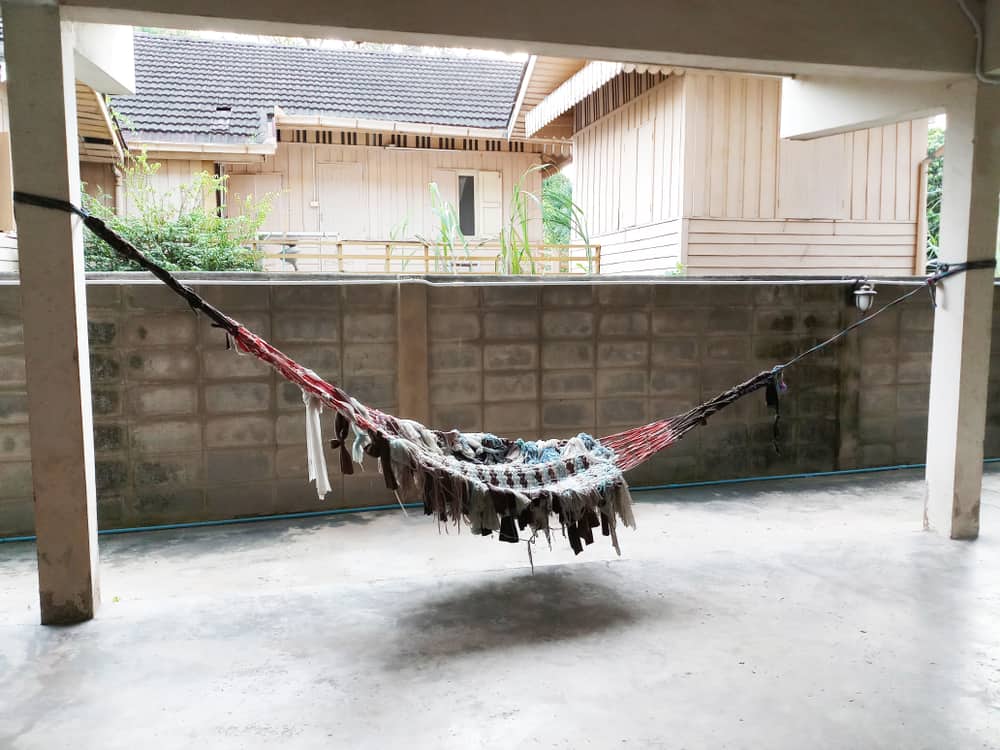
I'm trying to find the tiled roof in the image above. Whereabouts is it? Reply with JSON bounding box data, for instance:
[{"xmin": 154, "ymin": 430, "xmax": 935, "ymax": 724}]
[{"xmin": 111, "ymin": 33, "xmax": 527, "ymax": 144}]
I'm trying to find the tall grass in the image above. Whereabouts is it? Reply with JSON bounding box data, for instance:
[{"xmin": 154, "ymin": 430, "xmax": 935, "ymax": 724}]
[
  {"xmin": 498, "ymin": 165, "xmax": 594, "ymax": 274},
  {"xmin": 540, "ymin": 172, "xmax": 593, "ymax": 272},
  {"xmin": 415, "ymin": 168, "xmax": 593, "ymax": 275},
  {"xmin": 416, "ymin": 182, "xmax": 470, "ymax": 272},
  {"xmin": 497, "ymin": 165, "xmax": 544, "ymax": 274}
]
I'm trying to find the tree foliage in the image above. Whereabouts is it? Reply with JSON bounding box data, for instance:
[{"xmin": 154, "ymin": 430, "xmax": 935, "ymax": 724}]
[
  {"xmin": 542, "ymin": 171, "xmax": 573, "ymax": 245},
  {"xmin": 82, "ymin": 153, "xmax": 272, "ymax": 272},
  {"xmin": 925, "ymin": 126, "xmax": 944, "ymax": 263}
]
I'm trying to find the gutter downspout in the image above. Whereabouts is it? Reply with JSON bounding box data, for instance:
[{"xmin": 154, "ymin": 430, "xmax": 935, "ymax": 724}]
[
  {"xmin": 113, "ymin": 163, "xmax": 124, "ymax": 216},
  {"xmin": 214, "ymin": 162, "xmax": 224, "ymax": 218}
]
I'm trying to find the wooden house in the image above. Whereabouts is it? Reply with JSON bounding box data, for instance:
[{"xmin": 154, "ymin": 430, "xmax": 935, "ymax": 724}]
[
  {"xmin": 4, "ymin": 29, "xmax": 931, "ymax": 277},
  {"xmin": 105, "ymin": 34, "xmax": 585, "ymax": 272},
  {"xmin": 526, "ymin": 64, "xmax": 929, "ymax": 276}
]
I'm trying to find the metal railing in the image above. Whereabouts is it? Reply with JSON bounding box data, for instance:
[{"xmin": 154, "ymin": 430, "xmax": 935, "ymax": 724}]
[{"xmin": 248, "ymin": 234, "xmax": 601, "ymax": 275}]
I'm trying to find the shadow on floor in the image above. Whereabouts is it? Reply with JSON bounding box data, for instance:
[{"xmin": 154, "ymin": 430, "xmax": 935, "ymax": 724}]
[{"xmin": 383, "ymin": 564, "xmax": 645, "ymax": 668}]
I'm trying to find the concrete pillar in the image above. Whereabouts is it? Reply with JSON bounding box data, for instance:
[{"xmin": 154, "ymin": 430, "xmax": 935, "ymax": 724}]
[
  {"xmin": 924, "ymin": 80, "xmax": 1000, "ymax": 540},
  {"xmin": 396, "ymin": 283, "xmax": 430, "ymax": 423},
  {"xmin": 3, "ymin": 4, "xmax": 100, "ymax": 622}
]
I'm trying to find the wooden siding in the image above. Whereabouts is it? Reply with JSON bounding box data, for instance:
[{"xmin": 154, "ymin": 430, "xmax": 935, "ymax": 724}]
[
  {"xmin": 685, "ymin": 218, "xmax": 918, "ymax": 276},
  {"xmin": 571, "ymin": 70, "xmax": 927, "ymax": 275},
  {"xmin": 573, "ymin": 71, "xmax": 671, "ymax": 132},
  {"xmin": 682, "ymin": 73, "xmax": 781, "ymax": 219},
  {"xmin": 80, "ymin": 161, "xmax": 117, "ymax": 207},
  {"xmin": 74, "ymin": 82, "xmax": 124, "ymax": 164},
  {"xmin": 121, "ymin": 159, "xmax": 215, "ymax": 217},
  {"xmin": 574, "ymin": 75, "xmax": 685, "ymax": 239},
  {"xmin": 224, "ymin": 142, "xmax": 543, "ymax": 241},
  {"xmin": 681, "ymin": 72, "xmax": 927, "ymax": 224},
  {"xmin": 595, "ymin": 219, "xmax": 683, "ymax": 275}
]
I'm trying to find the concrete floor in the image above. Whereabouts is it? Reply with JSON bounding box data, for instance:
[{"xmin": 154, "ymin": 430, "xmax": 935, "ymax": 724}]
[{"xmin": 1, "ymin": 469, "xmax": 999, "ymax": 749}]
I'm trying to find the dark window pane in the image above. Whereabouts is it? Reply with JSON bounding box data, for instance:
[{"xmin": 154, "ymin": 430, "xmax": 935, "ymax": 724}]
[{"xmin": 458, "ymin": 175, "xmax": 476, "ymax": 236}]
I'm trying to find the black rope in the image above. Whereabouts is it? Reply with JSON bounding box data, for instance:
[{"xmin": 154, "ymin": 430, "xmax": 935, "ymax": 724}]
[
  {"xmin": 11, "ymin": 191, "xmax": 999, "ymax": 454},
  {"xmin": 775, "ymin": 258, "xmax": 996, "ymax": 372},
  {"xmin": 13, "ymin": 191, "xmax": 240, "ymax": 337}
]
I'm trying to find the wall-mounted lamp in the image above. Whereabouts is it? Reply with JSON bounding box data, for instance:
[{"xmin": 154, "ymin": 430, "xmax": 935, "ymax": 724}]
[{"xmin": 853, "ymin": 281, "xmax": 877, "ymax": 313}]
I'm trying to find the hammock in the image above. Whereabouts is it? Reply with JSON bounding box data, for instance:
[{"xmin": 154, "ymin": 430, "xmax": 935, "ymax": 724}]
[{"xmin": 12, "ymin": 191, "xmax": 993, "ymax": 556}]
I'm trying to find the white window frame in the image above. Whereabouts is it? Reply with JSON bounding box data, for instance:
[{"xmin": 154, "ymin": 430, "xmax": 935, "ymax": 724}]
[{"xmin": 455, "ymin": 170, "xmax": 479, "ymax": 237}]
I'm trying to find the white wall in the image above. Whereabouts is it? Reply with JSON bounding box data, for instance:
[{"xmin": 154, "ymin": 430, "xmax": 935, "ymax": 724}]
[
  {"xmin": 780, "ymin": 76, "xmax": 949, "ymax": 140},
  {"xmin": 70, "ymin": 22, "xmax": 136, "ymax": 95}
]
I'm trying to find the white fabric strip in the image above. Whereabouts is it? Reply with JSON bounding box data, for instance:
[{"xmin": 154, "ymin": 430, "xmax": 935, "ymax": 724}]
[{"xmin": 303, "ymin": 392, "xmax": 332, "ymax": 499}]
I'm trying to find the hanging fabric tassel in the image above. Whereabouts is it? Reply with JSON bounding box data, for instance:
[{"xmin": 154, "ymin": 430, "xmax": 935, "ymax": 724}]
[
  {"xmin": 302, "ymin": 393, "xmax": 332, "ymax": 499},
  {"xmin": 330, "ymin": 413, "xmax": 354, "ymax": 475},
  {"xmin": 765, "ymin": 369, "xmax": 786, "ymax": 455}
]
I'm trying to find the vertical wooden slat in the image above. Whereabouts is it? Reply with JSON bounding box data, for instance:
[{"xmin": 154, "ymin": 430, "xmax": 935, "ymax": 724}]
[
  {"xmin": 683, "ymin": 73, "xmax": 708, "ymax": 216},
  {"xmin": 742, "ymin": 77, "xmax": 762, "ymax": 219},
  {"xmin": 671, "ymin": 76, "xmax": 683, "ymax": 217},
  {"xmin": 708, "ymin": 75, "xmax": 729, "ymax": 218},
  {"xmin": 591, "ymin": 125, "xmax": 600, "ymax": 235},
  {"xmin": 880, "ymin": 124, "xmax": 896, "ymax": 221},
  {"xmin": 609, "ymin": 115, "xmax": 619, "ymax": 232},
  {"xmin": 865, "ymin": 126, "xmax": 883, "ymax": 220},
  {"xmin": 288, "ymin": 145, "xmax": 303, "ymax": 233},
  {"xmin": 581, "ymin": 130, "xmax": 591, "ymax": 234},
  {"xmin": 652, "ymin": 84, "xmax": 665, "ymax": 223},
  {"xmin": 838, "ymin": 134, "xmax": 853, "ymax": 218},
  {"xmin": 726, "ymin": 77, "xmax": 746, "ymax": 219},
  {"xmin": 758, "ymin": 78, "xmax": 779, "ymax": 219},
  {"xmin": 614, "ymin": 110, "xmax": 624, "ymax": 230},
  {"xmin": 850, "ymin": 130, "xmax": 869, "ymax": 220},
  {"xmin": 681, "ymin": 75, "xmax": 696, "ymax": 216},
  {"xmin": 909, "ymin": 117, "xmax": 928, "ymax": 222},
  {"xmin": 591, "ymin": 122, "xmax": 611, "ymax": 233},
  {"xmin": 367, "ymin": 148, "xmax": 380, "ymax": 237},
  {"xmin": 691, "ymin": 74, "xmax": 712, "ymax": 217},
  {"xmin": 895, "ymin": 121, "xmax": 911, "ymax": 221},
  {"xmin": 588, "ymin": 126, "xmax": 595, "ymax": 231}
]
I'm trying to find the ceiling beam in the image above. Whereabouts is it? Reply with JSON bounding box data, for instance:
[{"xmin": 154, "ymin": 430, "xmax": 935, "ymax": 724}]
[
  {"xmin": 60, "ymin": 0, "xmax": 976, "ymax": 79},
  {"xmin": 780, "ymin": 76, "xmax": 956, "ymax": 140}
]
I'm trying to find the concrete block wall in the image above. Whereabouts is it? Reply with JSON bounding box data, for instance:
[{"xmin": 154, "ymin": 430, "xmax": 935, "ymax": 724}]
[
  {"xmin": 427, "ymin": 282, "xmax": 848, "ymax": 489},
  {"xmin": 1, "ymin": 276, "xmax": 998, "ymax": 536},
  {"xmin": 0, "ymin": 280, "xmax": 398, "ymax": 535}
]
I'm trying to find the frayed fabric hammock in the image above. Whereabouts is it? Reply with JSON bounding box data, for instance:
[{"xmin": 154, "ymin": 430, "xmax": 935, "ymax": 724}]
[{"xmin": 12, "ymin": 191, "xmax": 995, "ymax": 556}]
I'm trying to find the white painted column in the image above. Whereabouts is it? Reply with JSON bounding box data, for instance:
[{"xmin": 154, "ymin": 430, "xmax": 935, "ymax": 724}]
[
  {"xmin": 3, "ymin": 4, "xmax": 100, "ymax": 622},
  {"xmin": 924, "ymin": 79, "xmax": 1000, "ymax": 540}
]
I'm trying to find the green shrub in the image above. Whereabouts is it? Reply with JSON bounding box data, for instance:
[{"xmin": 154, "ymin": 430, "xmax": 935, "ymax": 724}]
[
  {"xmin": 542, "ymin": 171, "xmax": 573, "ymax": 246},
  {"xmin": 925, "ymin": 126, "xmax": 944, "ymax": 263},
  {"xmin": 82, "ymin": 153, "xmax": 272, "ymax": 272}
]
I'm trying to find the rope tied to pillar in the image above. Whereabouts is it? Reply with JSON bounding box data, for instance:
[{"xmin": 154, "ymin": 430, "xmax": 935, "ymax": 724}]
[
  {"xmin": 9, "ymin": 190, "xmax": 999, "ymax": 555},
  {"xmin": 770, "ymin": 257, "xmax": 997, "ymax": 373},
  {"xmin": 13, "ymin": 188, "xmax": 996, "ymax": 388},
  {"xmin": 12, "ymin": 191, "xmax": 240, "ymax": 338}
]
